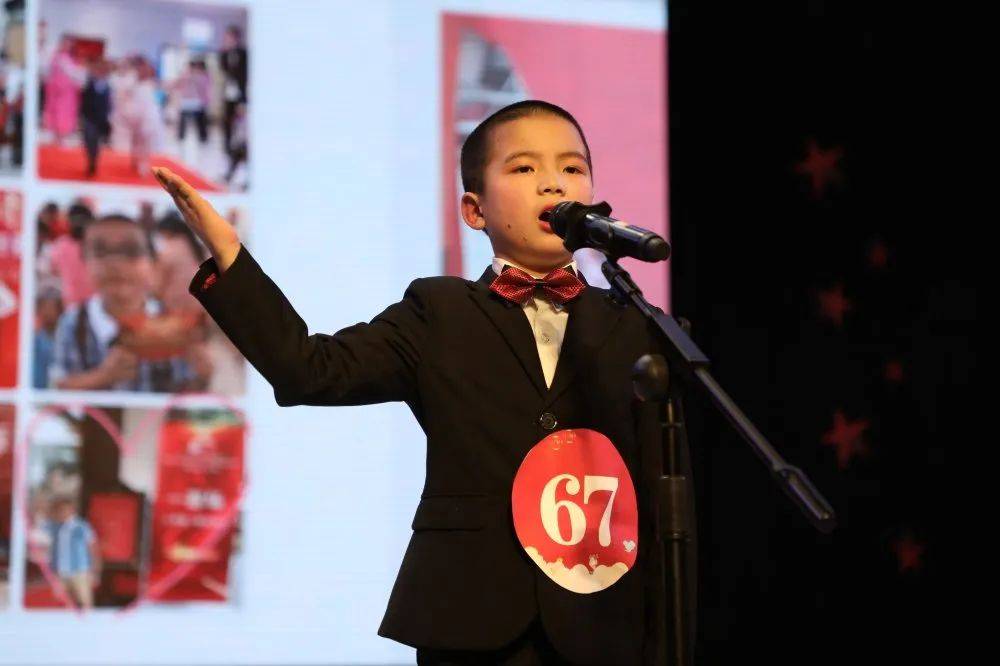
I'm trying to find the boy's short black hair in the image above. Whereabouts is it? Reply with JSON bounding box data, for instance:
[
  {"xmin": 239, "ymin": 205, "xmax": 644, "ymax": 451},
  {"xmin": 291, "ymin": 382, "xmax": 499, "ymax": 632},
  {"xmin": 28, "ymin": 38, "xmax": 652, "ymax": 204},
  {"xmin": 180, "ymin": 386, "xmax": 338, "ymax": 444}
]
[
  {"xmin": 83, "ymin": 213, "xmax": 157, "ymax": 259},
  {"xmin": 460, "ymin": 99, "xmax": 593, "ymax": 196},
  {"xmin": 36, "ymin": 284, "xmax": 63, "ymax": 304}
]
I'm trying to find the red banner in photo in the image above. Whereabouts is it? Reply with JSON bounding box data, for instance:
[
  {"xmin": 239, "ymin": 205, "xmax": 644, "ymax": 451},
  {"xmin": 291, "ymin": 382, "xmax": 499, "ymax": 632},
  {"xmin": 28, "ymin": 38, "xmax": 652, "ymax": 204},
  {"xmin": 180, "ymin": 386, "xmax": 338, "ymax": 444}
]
[
  {"xmin": 148, "ymin": 418, "xmax": 245, "ymax": 602},
  {"xmin": 88, "ymin": 492, "xmax": 142, "ymax": 563},
  {"xmin": 0, "ymin": 191, "xmax": 22, "ymax": 387}
]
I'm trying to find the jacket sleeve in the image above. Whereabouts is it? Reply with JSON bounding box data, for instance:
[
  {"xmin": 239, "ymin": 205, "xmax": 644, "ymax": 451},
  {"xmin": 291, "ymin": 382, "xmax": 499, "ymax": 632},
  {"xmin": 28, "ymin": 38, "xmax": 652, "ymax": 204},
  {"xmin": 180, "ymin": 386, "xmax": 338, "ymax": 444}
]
[{"xmin": 189, "ymin": 243, "xmax": 431, "ymax": 407}]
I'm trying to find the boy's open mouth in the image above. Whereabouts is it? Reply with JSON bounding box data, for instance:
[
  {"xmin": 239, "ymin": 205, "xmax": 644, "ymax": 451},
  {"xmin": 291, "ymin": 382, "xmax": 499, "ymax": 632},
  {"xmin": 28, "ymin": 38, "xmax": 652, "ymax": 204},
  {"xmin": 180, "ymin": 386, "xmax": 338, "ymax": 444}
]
[{"xmin": 538, "ymin": 204, "xmax": 558, "ymax": 222}]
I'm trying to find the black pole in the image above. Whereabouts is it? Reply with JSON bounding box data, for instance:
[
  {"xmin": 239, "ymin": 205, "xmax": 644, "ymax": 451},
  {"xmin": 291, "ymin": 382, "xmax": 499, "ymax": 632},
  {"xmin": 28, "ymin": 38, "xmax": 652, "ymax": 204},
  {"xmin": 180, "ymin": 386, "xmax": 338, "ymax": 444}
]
[
  {"xmin": 606, "ymin": 255, "xmax": 837, "ymax": 664},
  {"xmin": 633, "ymin": 341, "xmax": 693, "ymax": 665}
]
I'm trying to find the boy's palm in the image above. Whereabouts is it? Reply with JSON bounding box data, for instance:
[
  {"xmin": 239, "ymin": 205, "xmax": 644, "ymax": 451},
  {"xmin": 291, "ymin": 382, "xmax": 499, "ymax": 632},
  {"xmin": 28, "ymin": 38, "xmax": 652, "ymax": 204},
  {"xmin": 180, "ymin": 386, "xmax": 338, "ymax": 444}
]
[
  {"xmin": 152, "ymin": 166, "xmax": 240, "ymax": 264},
  {"xmin": 152, "ymin": 167, "xmax": 217, "ymax": 232}
]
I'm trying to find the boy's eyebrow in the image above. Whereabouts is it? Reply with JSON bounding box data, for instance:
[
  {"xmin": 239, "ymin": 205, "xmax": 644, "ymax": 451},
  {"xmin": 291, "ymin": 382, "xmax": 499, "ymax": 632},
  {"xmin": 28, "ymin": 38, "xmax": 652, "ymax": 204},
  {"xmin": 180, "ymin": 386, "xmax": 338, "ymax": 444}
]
[{"xmin": 503, "ymin": 150, "xmax": 588, "ymax": 163}]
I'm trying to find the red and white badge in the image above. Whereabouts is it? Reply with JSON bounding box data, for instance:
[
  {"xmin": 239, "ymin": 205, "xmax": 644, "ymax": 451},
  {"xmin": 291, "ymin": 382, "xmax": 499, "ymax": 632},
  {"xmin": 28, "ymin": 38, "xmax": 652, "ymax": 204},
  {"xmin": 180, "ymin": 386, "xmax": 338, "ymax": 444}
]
[{"xmin": 511, "ymin": 428, "xmax": 638, "ymax": 594}]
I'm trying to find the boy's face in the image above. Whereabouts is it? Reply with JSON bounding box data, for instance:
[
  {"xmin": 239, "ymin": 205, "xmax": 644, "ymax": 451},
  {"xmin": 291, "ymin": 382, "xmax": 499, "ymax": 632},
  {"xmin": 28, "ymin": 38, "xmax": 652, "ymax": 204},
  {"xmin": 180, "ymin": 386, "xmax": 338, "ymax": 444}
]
[
  {"xmin": 52, "ymin": 501, "xmax": 74, "ymax": 522},
  {"xmin": 462, "ymin": 114, "xmax": 594, "ymax": 271},
  {"xmin": 37, "ymin": 298, "xmax": 62, "ymax": 326},
  {"xmin": 83, "ymin": 222, "xmax": 154, "ymax": 303}
]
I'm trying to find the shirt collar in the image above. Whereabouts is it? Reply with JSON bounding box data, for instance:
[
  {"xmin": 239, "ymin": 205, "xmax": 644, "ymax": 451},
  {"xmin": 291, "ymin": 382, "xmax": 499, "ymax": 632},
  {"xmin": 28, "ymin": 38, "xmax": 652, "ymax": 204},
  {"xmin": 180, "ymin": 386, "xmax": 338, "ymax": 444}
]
[
  {"xmin": 86, "ymin": 294, "xmax": 161, "ymax": 349},
  {"xmin": 491, "ymin": 256, "xmax": 578, "ymax": 279},
  {"xmin": 87, "ymin": 294, "xmax": 119, "ymax": 349}
]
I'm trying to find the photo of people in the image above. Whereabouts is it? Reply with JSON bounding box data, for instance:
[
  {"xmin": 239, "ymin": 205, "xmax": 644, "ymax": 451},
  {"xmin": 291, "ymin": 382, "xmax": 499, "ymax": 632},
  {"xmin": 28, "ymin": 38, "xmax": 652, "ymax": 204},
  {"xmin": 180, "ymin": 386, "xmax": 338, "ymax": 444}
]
[
  {"xmin": 33, "ymin": 193, "xmax": 249, "ymax": 394},
  {"xmin": 37, "ymin": 0, "xmax": 249, "ymax": 191},
  {"xmin": 0, "ymin": 0, "xmax": 24, "ymax": 174},
  {"xmin": 0, "ymin": 190, "xmax": 21, "ymax": 389},
  {"xmin": 23, "ymin": 403, "xmax": 245, "ymax": 610}
]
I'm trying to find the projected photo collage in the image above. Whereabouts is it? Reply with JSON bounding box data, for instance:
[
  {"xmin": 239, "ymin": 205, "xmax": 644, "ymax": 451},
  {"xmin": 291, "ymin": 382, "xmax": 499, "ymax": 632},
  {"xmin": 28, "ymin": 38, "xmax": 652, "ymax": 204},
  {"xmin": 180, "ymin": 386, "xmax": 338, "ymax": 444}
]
[{"xmin": 1, "ymin": 0, "xmax": 250, "ymax": 613}]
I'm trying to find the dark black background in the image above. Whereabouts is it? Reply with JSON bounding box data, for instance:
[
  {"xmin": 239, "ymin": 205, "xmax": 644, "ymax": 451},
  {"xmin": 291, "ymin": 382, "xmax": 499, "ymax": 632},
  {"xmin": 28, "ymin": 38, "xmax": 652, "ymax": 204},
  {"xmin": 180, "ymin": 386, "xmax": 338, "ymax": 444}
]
[{"xmin": 668, "ymin": 1, "xmax": 967, "ymax": 662}]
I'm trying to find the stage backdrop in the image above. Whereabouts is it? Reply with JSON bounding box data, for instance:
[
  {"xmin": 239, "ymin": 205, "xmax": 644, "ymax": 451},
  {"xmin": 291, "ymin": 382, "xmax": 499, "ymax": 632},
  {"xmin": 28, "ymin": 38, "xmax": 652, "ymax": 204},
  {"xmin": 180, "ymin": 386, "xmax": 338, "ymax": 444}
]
[{"xmin": 0, "ymin": 1, "xmax": 668, "ymax": 664}]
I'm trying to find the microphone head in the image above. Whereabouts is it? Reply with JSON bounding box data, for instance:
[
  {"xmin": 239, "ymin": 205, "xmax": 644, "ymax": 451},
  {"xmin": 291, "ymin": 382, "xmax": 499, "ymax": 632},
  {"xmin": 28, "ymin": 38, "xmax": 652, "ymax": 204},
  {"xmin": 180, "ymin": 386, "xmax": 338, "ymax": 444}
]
[
  {"xmin": 545, "ymin": 201, "xmax": 612, "ymax": 237},
  {"xmin": 544, "ymin": 201, "xmax": 585, "ymax": 237},
  {"xmin": 644, "ymin": 237, "xmax": 671, "ymax": 262}
]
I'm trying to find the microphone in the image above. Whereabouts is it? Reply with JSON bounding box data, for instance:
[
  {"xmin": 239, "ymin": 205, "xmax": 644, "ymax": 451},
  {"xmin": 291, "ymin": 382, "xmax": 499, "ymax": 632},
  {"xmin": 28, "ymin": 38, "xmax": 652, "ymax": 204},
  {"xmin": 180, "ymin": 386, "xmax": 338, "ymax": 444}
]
[{"xmin": 542, "ymin": 201, "xmax": 671, "ymax": 262}]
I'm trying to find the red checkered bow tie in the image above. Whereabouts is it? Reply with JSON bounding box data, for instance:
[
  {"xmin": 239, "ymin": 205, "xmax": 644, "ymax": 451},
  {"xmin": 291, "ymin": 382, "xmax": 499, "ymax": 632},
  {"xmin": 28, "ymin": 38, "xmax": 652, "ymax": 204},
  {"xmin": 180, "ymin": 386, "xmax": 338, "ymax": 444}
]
[{"xmin": 489, "ymin": 265, "xmax": 585, "ymax": 305}]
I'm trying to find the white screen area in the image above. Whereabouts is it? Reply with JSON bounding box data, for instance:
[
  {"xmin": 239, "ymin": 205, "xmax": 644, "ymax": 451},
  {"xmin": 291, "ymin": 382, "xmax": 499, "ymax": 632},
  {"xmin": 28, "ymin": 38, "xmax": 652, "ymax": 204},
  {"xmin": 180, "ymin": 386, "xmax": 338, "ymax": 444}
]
[{"xmin": 0, "ymin": 1, "xmax": 667, "ymax": 663}]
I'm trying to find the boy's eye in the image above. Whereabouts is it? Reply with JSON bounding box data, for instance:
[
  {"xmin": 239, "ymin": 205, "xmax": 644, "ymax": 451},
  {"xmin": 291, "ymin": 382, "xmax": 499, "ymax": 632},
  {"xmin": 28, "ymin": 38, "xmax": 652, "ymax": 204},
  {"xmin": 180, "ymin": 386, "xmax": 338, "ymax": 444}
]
[{"xmin": 511, "ymin": 164, "xmax": 587, "ymax": 174}]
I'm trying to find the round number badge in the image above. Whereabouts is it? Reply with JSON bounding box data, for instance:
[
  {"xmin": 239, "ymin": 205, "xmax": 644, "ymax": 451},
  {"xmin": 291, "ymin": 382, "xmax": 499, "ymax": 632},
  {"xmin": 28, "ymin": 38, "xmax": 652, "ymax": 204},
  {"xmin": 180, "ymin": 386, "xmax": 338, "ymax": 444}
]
[{"xmin": 511, "ymin": 428, "xmax": 638, "ymax": 594}]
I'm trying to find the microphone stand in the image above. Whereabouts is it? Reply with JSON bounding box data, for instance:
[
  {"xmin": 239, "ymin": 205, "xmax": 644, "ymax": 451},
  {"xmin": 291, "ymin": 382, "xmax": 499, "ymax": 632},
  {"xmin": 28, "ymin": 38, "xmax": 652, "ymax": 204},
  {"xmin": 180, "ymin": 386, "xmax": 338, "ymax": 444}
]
[{"xmin": 600, "ymin": 255, "xmax": 837, "ymax": 666}]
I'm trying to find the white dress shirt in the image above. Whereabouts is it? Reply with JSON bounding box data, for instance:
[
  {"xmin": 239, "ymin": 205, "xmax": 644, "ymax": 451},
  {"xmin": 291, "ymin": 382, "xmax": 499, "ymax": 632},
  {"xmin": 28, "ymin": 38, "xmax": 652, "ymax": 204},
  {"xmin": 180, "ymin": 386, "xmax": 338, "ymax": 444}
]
[{"xmin": 491, "ymin": 257, "xmax": 579, "ymax": 388}]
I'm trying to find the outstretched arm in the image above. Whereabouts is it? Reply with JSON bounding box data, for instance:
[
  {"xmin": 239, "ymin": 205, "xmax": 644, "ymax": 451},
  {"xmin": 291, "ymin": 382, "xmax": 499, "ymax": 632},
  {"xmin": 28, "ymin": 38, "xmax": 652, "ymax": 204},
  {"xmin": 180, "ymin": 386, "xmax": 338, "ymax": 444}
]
[{"xmin": 154, "ymin": 167, "xmax": 431, "ymax": 407}]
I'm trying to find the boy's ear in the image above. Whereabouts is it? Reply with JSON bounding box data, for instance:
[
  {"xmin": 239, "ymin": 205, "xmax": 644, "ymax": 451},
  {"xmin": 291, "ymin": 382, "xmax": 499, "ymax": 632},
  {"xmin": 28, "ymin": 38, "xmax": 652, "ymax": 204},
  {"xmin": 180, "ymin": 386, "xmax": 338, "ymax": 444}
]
[{"xmin": 460, "ymin": 192, "xmax": 487, "ymax": 232}]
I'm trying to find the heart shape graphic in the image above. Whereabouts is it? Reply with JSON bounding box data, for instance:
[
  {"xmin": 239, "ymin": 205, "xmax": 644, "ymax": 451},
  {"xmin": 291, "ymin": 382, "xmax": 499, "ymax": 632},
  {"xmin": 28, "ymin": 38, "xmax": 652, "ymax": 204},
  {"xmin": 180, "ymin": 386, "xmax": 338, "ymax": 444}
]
[{"xmin": 14, "ymin": 391, "xmax": 248, "ymax": 616}]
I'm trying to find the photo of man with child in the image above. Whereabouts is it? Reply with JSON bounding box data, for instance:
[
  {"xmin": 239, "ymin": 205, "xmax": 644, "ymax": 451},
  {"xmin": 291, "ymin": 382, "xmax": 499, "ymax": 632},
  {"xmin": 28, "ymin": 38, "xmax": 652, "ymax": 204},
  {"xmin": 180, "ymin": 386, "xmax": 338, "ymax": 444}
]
[{"xmin": 33, "ymin": 196, "xmax": 248, "ymax": 394}]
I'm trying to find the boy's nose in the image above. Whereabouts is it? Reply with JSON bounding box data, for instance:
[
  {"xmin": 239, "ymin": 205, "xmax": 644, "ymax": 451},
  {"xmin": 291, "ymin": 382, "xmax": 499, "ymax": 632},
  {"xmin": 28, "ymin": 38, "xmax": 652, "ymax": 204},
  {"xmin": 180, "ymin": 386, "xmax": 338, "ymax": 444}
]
[{"xmin": 539, "ymin": 180, "xmax": 565, "ymax": 195}]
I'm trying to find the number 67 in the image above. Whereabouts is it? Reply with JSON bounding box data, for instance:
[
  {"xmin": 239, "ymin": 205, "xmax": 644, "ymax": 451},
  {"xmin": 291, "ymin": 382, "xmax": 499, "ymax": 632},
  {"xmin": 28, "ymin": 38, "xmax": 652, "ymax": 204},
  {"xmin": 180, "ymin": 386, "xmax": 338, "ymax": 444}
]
[{"xmin": 540, "ymin": 474, "xmax": 618, "ymax": 547}]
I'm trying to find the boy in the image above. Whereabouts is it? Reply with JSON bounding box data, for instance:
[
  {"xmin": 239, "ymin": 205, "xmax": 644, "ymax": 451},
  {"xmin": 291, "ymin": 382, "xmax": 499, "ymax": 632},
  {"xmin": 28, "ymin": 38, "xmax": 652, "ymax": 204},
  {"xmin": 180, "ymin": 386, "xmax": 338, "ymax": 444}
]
[
  {"xmin": 48, "ymin": 213, "xmax": 210, "ymax": 392},
  {"xmin": 154, "ymin": 100, "xmax": 696, "ymax": 665},
  {"xmin": 32, "ymin": 285, "xmax": 63, "ymax": 389},
  {"xmin": 43, "ymin": 496, "xmax": 101, "ymax": 610}
]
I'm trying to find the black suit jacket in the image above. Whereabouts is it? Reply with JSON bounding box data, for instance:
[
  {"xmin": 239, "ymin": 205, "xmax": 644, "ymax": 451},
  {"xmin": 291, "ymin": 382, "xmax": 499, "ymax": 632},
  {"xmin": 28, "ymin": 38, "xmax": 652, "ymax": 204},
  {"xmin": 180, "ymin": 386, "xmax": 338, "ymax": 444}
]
[{"xmin": 189, "ymin": 244, "xmax": 697, "ymax": 665}]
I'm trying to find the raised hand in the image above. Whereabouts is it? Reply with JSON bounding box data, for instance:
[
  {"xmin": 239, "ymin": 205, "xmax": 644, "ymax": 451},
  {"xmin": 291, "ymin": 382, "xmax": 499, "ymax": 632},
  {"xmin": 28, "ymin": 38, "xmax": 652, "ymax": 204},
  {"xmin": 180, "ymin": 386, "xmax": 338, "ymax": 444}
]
[{"xmin": 152, "ymin": 166, "xmax": 241, "ymax": 272}]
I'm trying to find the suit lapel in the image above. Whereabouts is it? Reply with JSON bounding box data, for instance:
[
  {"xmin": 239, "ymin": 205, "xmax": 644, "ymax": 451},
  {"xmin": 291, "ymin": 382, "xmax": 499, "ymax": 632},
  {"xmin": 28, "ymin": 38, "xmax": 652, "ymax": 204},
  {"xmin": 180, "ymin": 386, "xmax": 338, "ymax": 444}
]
[
  {"xmin": 541, "ymin": 281, "xmax": 624, "ymax": 410},
  {"xmin": 467, "ymin": 267, "xmax": 548, "ymax": 397},
  {"xmin": 466, "ymin": 265, "xmax": 625, "ymax": 405}
]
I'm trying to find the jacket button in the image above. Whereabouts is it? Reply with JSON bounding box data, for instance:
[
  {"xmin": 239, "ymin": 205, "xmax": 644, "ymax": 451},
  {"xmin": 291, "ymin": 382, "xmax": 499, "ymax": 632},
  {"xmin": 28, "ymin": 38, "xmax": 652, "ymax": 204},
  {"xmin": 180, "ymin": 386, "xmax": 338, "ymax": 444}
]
[{"xmin": 538, "ymin": 412, "xmax": 558, "ymax": 431}]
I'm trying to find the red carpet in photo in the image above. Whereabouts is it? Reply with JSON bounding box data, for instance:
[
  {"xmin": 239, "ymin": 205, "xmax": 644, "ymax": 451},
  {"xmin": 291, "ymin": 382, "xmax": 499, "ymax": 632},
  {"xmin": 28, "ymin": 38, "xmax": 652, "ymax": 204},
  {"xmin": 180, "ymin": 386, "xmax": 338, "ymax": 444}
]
[{"xmin": 37, "ymin": 145, "xmax": 224, "ymax": 192}]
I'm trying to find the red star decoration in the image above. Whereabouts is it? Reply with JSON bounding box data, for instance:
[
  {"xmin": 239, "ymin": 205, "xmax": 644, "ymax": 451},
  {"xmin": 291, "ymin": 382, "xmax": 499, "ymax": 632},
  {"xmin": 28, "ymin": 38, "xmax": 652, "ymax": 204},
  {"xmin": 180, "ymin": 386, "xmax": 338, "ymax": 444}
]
[
  {"xmin": 795, "ymin": 139, "xmax": 844, "ymax": 198},
  {"xmin": 884, "ymin": 360, "xmax": 904, "ymax": 383},
  {"xmin": 891, "ymin": 533, "xmax": 925, "ymax": 573},
  {"xmin": 868, "ymin": 239, "xmax": 889, "ymax": 269},
  {"xmin": 817, "ymin": 283, "xmax": 852, "ymax": 327},
  {"xmin": 821, "ymin": 409, "xmax": 870, "ymax": 469}
]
